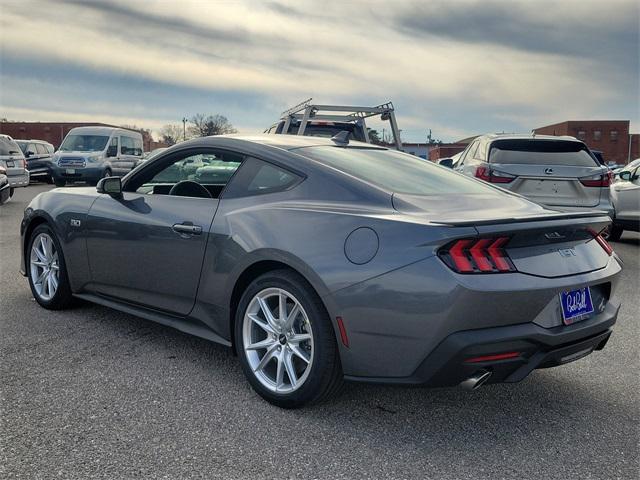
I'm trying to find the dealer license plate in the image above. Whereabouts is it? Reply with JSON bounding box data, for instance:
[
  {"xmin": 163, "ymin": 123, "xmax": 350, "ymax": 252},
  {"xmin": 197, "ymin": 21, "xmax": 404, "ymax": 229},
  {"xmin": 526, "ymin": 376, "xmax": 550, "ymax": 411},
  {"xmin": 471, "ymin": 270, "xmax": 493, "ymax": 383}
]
[{"xmin": 560, "ymin": 287, "xmax": 594, "ymax": 325}]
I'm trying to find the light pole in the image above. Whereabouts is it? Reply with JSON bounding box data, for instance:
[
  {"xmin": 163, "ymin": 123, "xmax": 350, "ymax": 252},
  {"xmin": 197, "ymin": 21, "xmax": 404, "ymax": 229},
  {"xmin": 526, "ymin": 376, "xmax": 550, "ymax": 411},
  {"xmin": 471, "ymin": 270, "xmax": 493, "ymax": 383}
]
[{"xmin": 182, "ymin": 117, "xmax": 188, "ymax": 141}]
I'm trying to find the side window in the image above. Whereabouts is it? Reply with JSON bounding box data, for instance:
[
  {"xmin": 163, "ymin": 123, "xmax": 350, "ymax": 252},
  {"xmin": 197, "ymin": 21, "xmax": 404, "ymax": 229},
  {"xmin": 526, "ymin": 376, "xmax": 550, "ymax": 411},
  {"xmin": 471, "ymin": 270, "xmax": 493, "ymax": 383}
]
[
  {"xmin": 133, "ymin": 138, "xmax": 143, "ymax": 156},
  {"xmin": 224, "ymin": 157, "xmax": 302, "ymax": 198},
  {"xmin": 475, "ymin": 140, "xmax": 487, "ymax": 160},
  {"xmin": 467, "ymin": 141, "xmax": 480, "ymax": 161},
  {"xmin": 27, "ymin": 143, "xmax": 37, "ymax": 155},
  {"xmin": 35, "ymin": 144, "xmax": 48, "ymax": 155},
  {"xmin": 128, "ymin": 149, "xmax": 244, "ymax": 198},
  {"xmin": 121, "ymin": 136, "xmax": 135, "ymax": 155},
  {"xmin": 46, "ymin": 144, "xmax": 55, "ymax": 154}
]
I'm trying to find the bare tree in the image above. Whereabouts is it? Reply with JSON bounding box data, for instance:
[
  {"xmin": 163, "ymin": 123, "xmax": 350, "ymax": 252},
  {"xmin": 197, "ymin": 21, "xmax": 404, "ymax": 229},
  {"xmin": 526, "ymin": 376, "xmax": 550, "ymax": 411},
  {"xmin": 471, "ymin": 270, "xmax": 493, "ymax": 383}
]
[
  {"xmin": 189, "ymin": 114, "xmax": 237, "ymax": 137},
  {"xmin": 159, "ymin": 124, "xmax": 184, "ymax": 145}
]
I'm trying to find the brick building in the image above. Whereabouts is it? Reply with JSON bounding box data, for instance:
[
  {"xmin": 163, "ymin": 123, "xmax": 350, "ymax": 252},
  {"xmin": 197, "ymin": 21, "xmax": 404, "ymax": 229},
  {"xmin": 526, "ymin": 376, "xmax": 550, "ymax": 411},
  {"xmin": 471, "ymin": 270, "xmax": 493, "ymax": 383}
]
[
  {"xmin": 0, "ymin": 121, "xmax": 161, "ymax": 152},
  {"xmin": 534, "ymin": 120, "xmax": 639, "ymax": 165}
]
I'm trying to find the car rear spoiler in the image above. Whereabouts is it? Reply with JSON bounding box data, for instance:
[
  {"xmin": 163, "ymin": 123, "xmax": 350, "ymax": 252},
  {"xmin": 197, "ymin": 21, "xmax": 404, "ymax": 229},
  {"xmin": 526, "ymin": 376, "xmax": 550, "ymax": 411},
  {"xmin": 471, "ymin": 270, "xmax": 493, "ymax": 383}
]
[{"xmin": 430, "ymin": 210, "xmax": 611, "ymax": 227}]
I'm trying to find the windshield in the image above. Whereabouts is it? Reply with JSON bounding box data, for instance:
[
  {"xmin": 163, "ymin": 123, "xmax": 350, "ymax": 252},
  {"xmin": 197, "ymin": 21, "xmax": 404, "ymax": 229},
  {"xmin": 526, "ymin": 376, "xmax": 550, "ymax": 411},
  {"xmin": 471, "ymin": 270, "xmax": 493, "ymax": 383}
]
[
  {"xmin": 0, "ymin": 137, "xmax": 22, "ymax": 156},
  {"xmin": 60, "ymin": 134, "xmax": 109, "ymax": 152},
  {"xmin": 489, "ymin": 140, "xmax": 598, "ymax": 167},
  {"xmin": 296, "ymin": 146, "xmax": 495, "ymax": 195}
]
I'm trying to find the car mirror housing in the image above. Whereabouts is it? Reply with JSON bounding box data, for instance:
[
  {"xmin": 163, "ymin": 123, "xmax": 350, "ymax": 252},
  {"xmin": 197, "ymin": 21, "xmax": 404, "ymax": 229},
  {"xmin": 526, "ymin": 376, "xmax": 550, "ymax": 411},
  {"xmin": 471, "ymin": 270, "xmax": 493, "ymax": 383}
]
[
  {"xmin": 106, "ymin": 146, "xmax": 118, "ymax": 157},
  {"xmin": 438, "ymin": 158, "xmax": 454, "ymax": 168},
  {"xmin": 97, "ymin": 176, "xmax": 122, "ymax": 196},
  {"xmin": 618, "ymin": 171, "xmax": 632, "ymax": 181}
]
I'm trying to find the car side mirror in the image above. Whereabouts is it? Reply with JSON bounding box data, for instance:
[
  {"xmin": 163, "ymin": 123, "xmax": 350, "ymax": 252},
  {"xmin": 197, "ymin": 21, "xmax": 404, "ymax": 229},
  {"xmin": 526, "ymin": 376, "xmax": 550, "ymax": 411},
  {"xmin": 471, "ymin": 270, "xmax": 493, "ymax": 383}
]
[
  {"xmin": 106, "ymin": 146, "xmax": 118, "ymax": 157},
  {"xmin": 97, "ymin": 176, "xmax": 122, "ymax": 196},
  {"xmin": 26, "ymin": 150, "xmax": 34, "ymax": 158},
  {"xmin": 438, "ymin": 158, "xmax": 454, "ymax": 168},
  {"xmin": 619, "ymin": 171, "xmax": 632, "ymax": 181}
]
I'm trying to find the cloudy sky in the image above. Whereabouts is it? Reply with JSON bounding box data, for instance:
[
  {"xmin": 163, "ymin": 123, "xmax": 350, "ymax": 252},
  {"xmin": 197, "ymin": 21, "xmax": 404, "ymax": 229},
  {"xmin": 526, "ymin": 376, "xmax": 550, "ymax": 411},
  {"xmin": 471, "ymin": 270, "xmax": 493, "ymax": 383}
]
[{"xmin": 1, "ymin": 0, "xmax": 638, "ymax": 142}]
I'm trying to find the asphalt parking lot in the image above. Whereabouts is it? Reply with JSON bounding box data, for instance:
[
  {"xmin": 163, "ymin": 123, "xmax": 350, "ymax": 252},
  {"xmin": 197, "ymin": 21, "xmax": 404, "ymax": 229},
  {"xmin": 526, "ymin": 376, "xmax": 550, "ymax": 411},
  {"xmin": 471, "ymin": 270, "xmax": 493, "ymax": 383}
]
[{"xmin": 1, "ymin": 184, "xmax": 638, "ymax": 480}]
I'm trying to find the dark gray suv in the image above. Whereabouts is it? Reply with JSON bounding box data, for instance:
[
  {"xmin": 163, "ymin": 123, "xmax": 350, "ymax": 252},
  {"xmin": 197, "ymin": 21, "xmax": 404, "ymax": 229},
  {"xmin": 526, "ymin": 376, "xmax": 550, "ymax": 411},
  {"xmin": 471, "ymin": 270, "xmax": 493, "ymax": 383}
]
[{"xmin": 16, "ymin": 139, "xmax": 55, "ymax": 184}]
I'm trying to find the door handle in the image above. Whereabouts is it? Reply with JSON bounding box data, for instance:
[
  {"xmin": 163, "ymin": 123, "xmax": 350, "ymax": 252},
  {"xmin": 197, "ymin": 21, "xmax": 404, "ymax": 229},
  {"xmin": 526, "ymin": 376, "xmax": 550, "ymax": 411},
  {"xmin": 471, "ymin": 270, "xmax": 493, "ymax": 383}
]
[{"xmin": 172, "ymin": 222, "xmax": 203, "ymax": 235}]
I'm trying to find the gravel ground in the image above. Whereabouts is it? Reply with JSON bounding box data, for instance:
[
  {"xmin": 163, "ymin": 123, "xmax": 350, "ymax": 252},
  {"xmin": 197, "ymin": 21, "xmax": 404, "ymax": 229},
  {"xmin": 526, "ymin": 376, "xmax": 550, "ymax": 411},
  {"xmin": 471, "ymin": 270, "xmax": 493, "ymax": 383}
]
[{"xmin": 1, "ymin": 184, "xmax": 639, "ymax": 479}]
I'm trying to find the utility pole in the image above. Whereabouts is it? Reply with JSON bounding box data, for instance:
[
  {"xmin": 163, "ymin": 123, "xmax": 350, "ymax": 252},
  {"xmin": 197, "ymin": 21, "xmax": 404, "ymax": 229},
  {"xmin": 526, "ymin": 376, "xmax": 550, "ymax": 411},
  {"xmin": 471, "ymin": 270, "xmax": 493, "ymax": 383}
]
[{"xmin": 182, "ymin": 117, "xmax": 188, "ymax": 141}]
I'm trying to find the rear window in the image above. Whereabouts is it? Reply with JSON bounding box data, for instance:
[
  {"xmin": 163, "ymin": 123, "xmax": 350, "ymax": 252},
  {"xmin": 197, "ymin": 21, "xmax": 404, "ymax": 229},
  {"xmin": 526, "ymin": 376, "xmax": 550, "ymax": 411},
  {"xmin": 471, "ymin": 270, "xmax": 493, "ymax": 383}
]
[
  {"xmin": 489, "ymin": 140, "xmax": 598, "ymax": 167},
  {"xmin": 0, "ymin": 137, "xmax": 22, "ymax": 156},
  {"xmin": 296, "ymin": 146, "xmax": 494, "ymax": 195}
]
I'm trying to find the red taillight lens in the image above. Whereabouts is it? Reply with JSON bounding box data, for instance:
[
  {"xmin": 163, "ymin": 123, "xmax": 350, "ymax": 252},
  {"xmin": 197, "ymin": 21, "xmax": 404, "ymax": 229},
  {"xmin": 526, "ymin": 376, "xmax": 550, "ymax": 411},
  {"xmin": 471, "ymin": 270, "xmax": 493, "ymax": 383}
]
[
  {"xmin": 465, "ymin": 352, "xmax": 521, "ymax": 363},
  {"xmin": 440, "ymin": 237, "xmax": 516, "ymax": 274},
  {"xmin": 594, "ymin": 233, "xmax": 613, "ymax": 255},
  {"xmin": 580, "ymin": 171, "xmax": 612, "ymax": 187},
  {"xmin": 21, "ymin": 159, "xmax": 27, "ymax": 169},
  {"xmin": 474, "ymin": 166, "xmax": 516, "ymax": 183}
]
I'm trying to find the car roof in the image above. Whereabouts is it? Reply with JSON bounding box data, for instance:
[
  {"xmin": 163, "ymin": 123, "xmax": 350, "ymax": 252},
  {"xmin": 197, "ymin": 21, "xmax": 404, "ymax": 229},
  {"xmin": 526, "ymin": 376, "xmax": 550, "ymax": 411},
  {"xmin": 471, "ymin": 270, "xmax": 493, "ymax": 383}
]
[
  {"xmin": 14, "ymin": 139, "xmax": 52, "ymax": 144},
  {"xmin": 67, "ymin": 126, "xmax": 141, "ymax": 136},
  {"xmin": 219, "ymin": 134, "xmax": 385, "ymax": 151}
]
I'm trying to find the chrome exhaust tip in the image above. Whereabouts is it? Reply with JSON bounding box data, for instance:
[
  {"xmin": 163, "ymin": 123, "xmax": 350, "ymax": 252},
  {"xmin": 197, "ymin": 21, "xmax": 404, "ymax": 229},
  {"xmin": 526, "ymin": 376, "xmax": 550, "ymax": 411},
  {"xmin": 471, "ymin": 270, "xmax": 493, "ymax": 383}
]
[{"xmin": 460, "ymin": 370, "xmax": 492, "ymax": 391}]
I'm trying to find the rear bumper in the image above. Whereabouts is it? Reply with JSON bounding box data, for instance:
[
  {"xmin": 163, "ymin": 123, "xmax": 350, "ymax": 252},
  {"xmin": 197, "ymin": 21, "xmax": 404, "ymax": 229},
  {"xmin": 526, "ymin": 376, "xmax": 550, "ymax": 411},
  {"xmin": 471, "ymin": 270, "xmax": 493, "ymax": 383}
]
[
  {"xmin": 7, "ymin": 172, "xmax": 29, "ymax": 188},
  {"xmin": 348, "ymin": 304, "xmax": 617, "ymax": 386},
  {"xmin": 331, "ymin": 254, "xmax": 622, "ymax": 380}
]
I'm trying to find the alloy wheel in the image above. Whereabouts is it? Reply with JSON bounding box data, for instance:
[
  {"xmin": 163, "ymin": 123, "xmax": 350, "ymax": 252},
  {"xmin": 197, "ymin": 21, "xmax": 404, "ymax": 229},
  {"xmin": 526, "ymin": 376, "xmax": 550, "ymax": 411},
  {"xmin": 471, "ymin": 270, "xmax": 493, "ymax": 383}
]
[
  {"xmin": 29, "ymin": 233, "xmax": 60, "ymax": 301},
  {"xmin": 242, "ymin": 288, "xmax": 314, "ymax": 393}
]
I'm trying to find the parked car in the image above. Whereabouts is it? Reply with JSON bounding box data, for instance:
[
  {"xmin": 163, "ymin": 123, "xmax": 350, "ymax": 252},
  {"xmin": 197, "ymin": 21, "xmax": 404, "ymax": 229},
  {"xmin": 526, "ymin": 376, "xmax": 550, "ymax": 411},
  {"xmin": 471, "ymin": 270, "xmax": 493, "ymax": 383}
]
[
  {"xmin": 455, "ymin": 134, "xmax": 614, "ymax": 217},
  {"xmin": 51, "ymin": 127, "xmax": 143, "ymax": 187},
  {"xmin": 0, "ymin": 134, "xmax": 30, "ymax": 197},
  {"xmin": 0, "ymin": 166, "xmax": 11, "ymax": 205},
  {"xmin": 609, "ymin": 164, "xmax": 640, "ymax": 240},
  {"xmin": 15, "ymin": 139, "xmax": 55, "ymax": 183},
  {"xmin": 21, "ymin": 134, "xmax": 621, "ymax": 408},
  {"xmin": 613, "ymin": 158, "xmax": 640, "ymax": 176}
]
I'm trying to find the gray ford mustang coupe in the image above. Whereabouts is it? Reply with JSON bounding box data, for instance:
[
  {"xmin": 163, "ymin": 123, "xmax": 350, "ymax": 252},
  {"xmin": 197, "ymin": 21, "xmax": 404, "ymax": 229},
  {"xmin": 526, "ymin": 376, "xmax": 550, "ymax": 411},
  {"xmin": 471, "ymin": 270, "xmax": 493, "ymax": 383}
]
[{"xmin": 20, "ymin": 135, "xmax": 622, "ymax": 408}]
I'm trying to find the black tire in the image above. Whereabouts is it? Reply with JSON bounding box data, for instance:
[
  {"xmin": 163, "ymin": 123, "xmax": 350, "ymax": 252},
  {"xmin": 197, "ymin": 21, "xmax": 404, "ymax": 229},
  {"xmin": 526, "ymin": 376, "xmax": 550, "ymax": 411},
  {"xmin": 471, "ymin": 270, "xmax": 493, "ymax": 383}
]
[
  {"xmin": 54, "ymin": 179, "xmax": 66, "ymax": 187},
  {"xmin": 9, "ymin": 187, "xmax": 14, "ymax": 198},
  {"xmin": 26, "ymin": 224, "xmax": 74, "ymax": 310},
  {"xmin": 45, "ymin": 175, "xmax": 54, "ymax": 185},
  {"xmin": 608, "ymin": 224, "xmax": 624, "ymax": 242},
  {"xmin": 235, "ymin": 269, "xmax": 343, "ymax": 408}
]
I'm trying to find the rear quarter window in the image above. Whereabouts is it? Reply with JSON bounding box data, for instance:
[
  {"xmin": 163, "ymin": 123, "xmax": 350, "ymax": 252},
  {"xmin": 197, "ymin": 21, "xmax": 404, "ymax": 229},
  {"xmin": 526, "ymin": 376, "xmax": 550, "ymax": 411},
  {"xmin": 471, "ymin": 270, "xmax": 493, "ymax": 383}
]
[{"xmin": 489, "ymin": 140, "xmax": 598, "ymax": 167}]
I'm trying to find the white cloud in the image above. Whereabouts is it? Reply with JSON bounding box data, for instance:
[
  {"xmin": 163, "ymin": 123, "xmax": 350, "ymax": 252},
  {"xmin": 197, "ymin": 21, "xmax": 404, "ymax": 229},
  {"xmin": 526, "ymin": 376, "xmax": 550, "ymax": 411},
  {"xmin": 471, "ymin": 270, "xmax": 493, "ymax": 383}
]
[{"xmin": 0, "ymin": 0, "xmax": 637, "ymax": 141}]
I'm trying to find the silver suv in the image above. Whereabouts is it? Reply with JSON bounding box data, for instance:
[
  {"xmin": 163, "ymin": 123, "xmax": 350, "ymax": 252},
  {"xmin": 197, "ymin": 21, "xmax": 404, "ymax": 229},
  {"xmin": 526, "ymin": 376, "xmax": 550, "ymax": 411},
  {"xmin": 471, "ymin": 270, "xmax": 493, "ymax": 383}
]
[
  {"xmin": 0, "ymin": 134, "xmax": 30, "ymax": 198},
  {"xmin": 455, "ymin": 134, "xmax": 613, "ymax": 217}
]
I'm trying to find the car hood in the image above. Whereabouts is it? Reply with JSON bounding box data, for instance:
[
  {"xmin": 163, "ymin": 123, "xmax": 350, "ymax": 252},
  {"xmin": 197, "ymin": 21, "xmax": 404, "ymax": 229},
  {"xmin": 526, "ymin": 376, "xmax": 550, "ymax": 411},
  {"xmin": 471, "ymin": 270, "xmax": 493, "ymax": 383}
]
[{"xmin": 391, "ymin": 192, "xmax": 594, "ymax": 225}]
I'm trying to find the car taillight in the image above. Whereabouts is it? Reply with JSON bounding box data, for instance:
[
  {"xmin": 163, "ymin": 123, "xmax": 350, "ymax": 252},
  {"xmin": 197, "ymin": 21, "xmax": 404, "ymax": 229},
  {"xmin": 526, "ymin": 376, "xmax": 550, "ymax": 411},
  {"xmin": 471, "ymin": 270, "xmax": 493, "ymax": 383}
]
[
  {"xmin": 580, "ymin": 171, "xmax": 612, "ymax": 187},
  {"xmin": 21, "ymin": 159, "xmax": 27, "ymax": 169},
  {"xmin": 592, "ymin": 231, "xmax": 613, "ymax": 255},
  {"xmin": 439, "ymin": 236, "xmax": 516, "ymax": 273},
  {"xmin": 474, "ymin": 166, "xmax": 516, "ymax": 183}
]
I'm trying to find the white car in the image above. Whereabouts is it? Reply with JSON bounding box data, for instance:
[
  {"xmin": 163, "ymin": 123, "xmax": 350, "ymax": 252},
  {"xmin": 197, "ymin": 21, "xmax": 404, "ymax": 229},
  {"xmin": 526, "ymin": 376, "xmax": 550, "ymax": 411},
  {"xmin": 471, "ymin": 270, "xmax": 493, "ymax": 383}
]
[{"xmin": 609, "ymin": 161, "xmax": 640, "ymax": 240}]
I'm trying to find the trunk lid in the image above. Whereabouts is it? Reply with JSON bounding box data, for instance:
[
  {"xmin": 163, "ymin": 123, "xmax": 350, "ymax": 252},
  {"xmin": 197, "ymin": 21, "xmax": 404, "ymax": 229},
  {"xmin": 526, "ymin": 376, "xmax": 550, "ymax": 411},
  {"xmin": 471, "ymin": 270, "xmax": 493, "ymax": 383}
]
[
  {"xmin": 491, "ymin": 163, "xmax": 604, "ymax": 207},
  {"xmin": 393, "ymin": 193, "xmax": 612, "ymax": 278}
]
